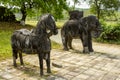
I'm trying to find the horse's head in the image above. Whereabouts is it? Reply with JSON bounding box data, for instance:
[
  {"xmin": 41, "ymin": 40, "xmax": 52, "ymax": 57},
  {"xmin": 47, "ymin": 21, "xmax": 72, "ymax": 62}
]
[
  {"xmin": 40, "ymin": 14, "xmax": 58, "ymax": 35},
  {"xmin": 81, "ymin": 15, "xmax": 102, "ymax": 38}
]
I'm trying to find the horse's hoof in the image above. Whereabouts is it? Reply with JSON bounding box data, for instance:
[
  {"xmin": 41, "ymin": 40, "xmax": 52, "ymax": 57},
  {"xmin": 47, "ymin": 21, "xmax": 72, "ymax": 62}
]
[
  {"xmin": 63, "ymin": 48, "xmax": 69, "ymax": 51},
  {"xmin": 47, "ymin": 68, "xmax": 51, "ymax": 73},
  {"xmin": 13, "ymin": 64, "xmax": 17, "ymax": 67},
  {"xmin": 69, "ymin": 47, "xmax": 74, "ymax": 50},
  {"xmin": 47, "ymin": 70, "xmax": 51, "ymax": 73},
  {"xmin": 40, "ymin": 73, "xmax": 44, "ymax": 76}
]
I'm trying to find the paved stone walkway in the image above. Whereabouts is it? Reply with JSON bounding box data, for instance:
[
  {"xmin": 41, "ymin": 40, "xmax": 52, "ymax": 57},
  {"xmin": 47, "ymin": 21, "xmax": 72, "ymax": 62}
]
[{"xmin": 0, "ymin": 49, "xmax": 120, "ymax": 80}]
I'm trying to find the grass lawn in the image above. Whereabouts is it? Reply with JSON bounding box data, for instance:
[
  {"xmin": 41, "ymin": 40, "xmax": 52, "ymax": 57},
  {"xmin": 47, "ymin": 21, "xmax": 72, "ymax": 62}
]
[
  {"xmin": 0, "ymin": 22, "xmax": 61, "ymax": 61},
  {"xmin": 0, "ymin": 30, "xmax": 12, "ymax": 61}
]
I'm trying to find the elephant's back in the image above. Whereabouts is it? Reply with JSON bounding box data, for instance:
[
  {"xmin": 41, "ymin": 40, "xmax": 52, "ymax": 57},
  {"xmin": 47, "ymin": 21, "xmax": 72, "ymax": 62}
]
[{"xmin": 62, "ymin": 20, "xmax": 81, "ymax": 38}]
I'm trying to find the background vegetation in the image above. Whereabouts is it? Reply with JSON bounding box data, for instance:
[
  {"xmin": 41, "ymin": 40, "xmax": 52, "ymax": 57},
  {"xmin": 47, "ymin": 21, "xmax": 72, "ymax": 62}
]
[{"xmin": 95, "ymin": 21, "xmax": 120, "ymax": 44}]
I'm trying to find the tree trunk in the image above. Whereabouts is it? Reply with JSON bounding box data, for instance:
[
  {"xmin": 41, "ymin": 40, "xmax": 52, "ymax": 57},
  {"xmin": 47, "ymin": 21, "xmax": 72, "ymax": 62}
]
[
  {"xmin": 94, "ymin": 0, "xmax": 101, "ymax": 20},
  {"xmin": 21, "ymin": 9, "xmax": 26, "ymax": 22},
  {"xmin": 73, "ymin": 1, "xmax": 76, "ymax": 10},
  {"xmin": 20, "ymin": 3, "xmax": 27, "ymax": 26},
  {"xmin": 96, "ymin": 4, "xmax": 102, "ymax": 20},
  {"xmin": 97, "ymin": 8, "xmax": 100, "ymax": 20}
]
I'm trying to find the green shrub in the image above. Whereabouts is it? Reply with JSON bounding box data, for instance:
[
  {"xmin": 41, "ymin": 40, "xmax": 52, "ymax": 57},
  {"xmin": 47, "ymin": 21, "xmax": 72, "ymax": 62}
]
[{"xmin": 97, "ymin": 20, "xmax": 120, "ymax": 42}]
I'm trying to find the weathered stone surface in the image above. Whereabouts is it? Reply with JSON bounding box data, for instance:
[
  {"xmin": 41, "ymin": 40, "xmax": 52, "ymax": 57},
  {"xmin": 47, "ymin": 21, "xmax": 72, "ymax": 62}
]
[{"xmin": 52, "ymin": 62, "xmax": 63, "ymax": 68}]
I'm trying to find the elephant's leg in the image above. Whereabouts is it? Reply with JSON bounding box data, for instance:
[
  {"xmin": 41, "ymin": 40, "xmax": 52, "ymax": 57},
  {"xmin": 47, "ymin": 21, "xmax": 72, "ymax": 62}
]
[
  {"xmin": 38, "ymin": 52, "xmax": 44, "ymax": 76},
  {"xmin": 62, "ymin": 36, "xmax": 69, "ymax": 51},
  {"xmin": 68, "ymin": 37, "xmax": 73, "ymax": 49},
  {"xmin": 12, "ymin": 49, "xmax": 18, "ymax": 67},
  {"xmin": 46, "ymin": 52, "xmax": 51, "ymax": 73},
  {"xmin": 88, "ymin": 39, "xmax": 94, "ymax": 52},
  {"xmin": 61, "ymin": 29, "xmax": 69, "ymax": 51},
  {"xmin": 88, "ymin": 33, "xmax": 94, "ymax": 53},
  {"xmin": 19, "ymin": 52, "xmax": 24, "ymax": 66},
  {"xmin": 80, "ymin": 34, "xmax": 89, "ymax": 53}
]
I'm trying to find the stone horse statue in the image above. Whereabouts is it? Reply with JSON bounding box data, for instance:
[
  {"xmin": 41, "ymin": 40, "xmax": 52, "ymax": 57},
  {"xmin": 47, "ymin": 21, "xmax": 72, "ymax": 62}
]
[
  {"xmin": 11, "ymin": 14, "xmax": 58, "ymax": 76},
  {"xmin": 61, "ymin": 15, "xmax": 102, "ymax": 53}
]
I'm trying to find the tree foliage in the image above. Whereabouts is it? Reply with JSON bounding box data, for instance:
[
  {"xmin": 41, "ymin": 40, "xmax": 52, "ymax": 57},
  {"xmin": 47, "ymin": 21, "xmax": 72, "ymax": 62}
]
[
  {"xmin": 87, "ymin": 0, "xmax": 120, "ymax": 20},
  {"xmin": 98, "ymin": 21, "xmax": 120, "ymax": 41},
  {"xmin": 0, "ymin": 0, "xmax": 69, "ymax": 22},
  {"xmin": 72, "ymin": 0, "xmax": 81, "ymax": 10},
  {"xmin": 0, "ymin": 6, "xmax": 16, "ymax": 22}
]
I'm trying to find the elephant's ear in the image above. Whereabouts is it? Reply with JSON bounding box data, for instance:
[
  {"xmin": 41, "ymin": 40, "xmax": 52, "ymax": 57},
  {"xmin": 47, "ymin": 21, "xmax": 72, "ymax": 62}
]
[
  {"xmin": 96, "ymin": 19, "xmax": 102, "ymax": 31},
  {"xmin": 80, "ymin": 17, "xmax": 88, "ymax": 29},
  {"xmin": 80, "ymin": 17, "xmax": 88, "ymax": 35}
]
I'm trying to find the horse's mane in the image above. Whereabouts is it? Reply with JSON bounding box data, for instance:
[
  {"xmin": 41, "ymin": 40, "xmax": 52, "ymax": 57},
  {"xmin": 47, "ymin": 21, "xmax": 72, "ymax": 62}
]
[
  {"xmin": 36, "ymin": 14, "xmax": 51, "ymax": 28},
  {"xmin": 33, "ymin": 14, "xmax": 50, "ymax": 34}
]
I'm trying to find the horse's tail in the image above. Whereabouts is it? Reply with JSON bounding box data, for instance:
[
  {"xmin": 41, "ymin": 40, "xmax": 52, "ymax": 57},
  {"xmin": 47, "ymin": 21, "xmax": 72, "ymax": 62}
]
[
  {"xmin": 11, "ymin": 31, "xmax": 23, "ymax": 49},
  {"xmin": 11, "ymin": 33, "xmax": 18, "ymax": 59},
  {"xmin": 11, "ymin": 32, "xmax": 17, "ymax": 49}
]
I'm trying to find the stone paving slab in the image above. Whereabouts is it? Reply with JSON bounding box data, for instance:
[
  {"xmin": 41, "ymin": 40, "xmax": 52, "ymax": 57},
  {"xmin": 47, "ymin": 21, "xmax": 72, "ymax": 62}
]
[{"xmin": 0, "ymin": 49, "xmax": 120, "ymax": 80}]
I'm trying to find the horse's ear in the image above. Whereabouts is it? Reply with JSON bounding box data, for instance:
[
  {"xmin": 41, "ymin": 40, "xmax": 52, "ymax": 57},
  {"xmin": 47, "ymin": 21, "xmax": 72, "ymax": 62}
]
[
  {"xmin": 48, "ymin": 14, "xmax": 51, "ymax": 18},
  {"xmin": 49, "ymin": 14, "xmax": 55, "ymax": 21},
  {"xmin": 48, "ymin": 14, "xmax": 52, "ymax": 19}
]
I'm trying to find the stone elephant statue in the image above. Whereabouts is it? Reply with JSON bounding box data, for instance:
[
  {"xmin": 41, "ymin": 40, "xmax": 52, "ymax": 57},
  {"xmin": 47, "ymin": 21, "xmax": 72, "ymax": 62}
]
[{"xmin": 61, "ymin": 15, "xmax": 102, "ymax": 53}]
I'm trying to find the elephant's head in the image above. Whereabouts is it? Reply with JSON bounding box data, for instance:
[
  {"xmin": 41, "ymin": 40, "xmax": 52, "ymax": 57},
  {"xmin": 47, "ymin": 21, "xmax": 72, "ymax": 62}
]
[{"xmin": 80, "ymin": 15, "xmax": 102, "ymax": 38}]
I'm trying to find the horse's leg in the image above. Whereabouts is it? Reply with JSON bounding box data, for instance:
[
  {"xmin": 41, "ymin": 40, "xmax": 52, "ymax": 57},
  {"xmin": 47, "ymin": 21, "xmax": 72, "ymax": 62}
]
[
  {"xmin": 19, "ymin": 51, "xmax": 24, "ymax": 66},
  {"xmin": 38, "ymin": 52, "xmax": 44, "ymax": 76},
  {"xmin": 80, "ymin": 33, "xmax": 89, "ymax": 53},
  {"xmin": 12, "ymin": 49, "xmax": 18, "ymax": 67},
  {"xmin": 68, "ymin": 37, "xmax": 73, "ymax": 49},
  {"xmin": 46, "ymin": 52, "xmax": 51, "ymax": 73}
]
